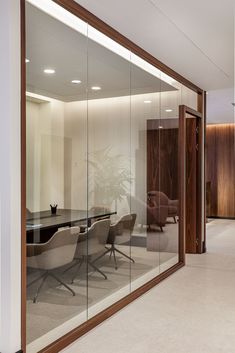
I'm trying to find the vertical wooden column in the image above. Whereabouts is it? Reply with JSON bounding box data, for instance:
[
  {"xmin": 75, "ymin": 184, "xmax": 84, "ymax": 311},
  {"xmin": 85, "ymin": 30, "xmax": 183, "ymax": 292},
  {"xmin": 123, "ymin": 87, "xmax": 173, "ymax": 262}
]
[{"xmin": 179, "ymin": 105, "xmax": 186, "ymax": 263}]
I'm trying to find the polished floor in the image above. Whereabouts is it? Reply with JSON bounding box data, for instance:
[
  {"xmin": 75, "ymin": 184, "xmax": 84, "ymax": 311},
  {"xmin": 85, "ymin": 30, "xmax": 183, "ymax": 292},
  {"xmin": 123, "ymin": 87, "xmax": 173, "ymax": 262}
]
[{"xmin": 63, "ymin": 219, "xmax": 235, "ymax": 353}]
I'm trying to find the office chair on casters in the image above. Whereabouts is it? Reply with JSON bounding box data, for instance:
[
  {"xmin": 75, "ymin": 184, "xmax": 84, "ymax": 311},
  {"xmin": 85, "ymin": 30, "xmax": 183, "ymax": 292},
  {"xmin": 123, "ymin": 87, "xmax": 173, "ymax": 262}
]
[
  {"xmin": 94, "ymin": 213, "xmax": 137, "ymax": 270},
  {"xmin": 66, "ymin": 219, "xmax": 111, "ymax": 283},
  {"xmin": 27, "ymin": 226, "xmax": 80, "ymax": 303}
]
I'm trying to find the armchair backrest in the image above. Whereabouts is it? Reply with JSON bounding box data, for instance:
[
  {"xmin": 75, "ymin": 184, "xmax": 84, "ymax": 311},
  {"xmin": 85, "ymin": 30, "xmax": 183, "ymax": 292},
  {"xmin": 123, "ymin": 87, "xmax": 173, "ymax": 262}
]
[
  {"xmin": 27, "ymin": 226, "xmax": 80, "ymax": 270},
  {"xmin": 108, "ymin": 213, "xmax": 136, "ymax": 244},
  {"xmin": 75, "ymin": 219, "xmax": 111, "ymax": 257},
  {"xmin": 147, "ymin": 191, "xmax": 169, "ymax": 207}
]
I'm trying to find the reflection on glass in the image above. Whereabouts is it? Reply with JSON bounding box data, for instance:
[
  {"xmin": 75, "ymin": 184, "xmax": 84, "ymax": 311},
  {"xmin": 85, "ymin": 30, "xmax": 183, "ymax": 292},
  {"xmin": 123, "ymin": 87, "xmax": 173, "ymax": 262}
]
[
  {"xmin": 86, "ymin": 30, "xmax": 132, "ymax": 318},
  {"xmin": 130, "ymin": 66, "xmax": 161, "ymax": 290},
  {"xmin": 25, "ymin": 2, "xmax": 88, "ymax": 350},
  {"xmin": 25, "ymin": 0, "xmax": 198, "ymax": 351}
]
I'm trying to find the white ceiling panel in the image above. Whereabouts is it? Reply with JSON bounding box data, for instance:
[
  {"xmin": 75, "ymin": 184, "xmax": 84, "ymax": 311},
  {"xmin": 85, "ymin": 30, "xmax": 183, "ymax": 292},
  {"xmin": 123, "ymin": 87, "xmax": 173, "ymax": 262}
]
[{"xmin": 75, "ymin": 0, "xmax": 234, "ymax": 91}]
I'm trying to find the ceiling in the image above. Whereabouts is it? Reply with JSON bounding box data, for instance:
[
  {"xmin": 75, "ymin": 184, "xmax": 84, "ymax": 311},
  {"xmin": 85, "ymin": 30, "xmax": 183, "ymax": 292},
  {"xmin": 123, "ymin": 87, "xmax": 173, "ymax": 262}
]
[
  {"xmin": 26, "ymin": 3, "xmax": 176, "ymax": 102},
  {"xmin": 75, "ymin": 0, "xmax": 235, "ymax": 123}
]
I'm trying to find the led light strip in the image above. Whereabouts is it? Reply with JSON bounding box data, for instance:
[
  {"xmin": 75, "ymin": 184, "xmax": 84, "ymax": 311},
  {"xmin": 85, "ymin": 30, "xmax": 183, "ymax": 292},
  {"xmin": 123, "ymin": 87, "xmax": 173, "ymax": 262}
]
[
  {"xmin": 26, "ymin": 91, "xmax": 53, "ymax": 102},
  {"xmin": 27, "ymin": 0, "xmax": 178, "ymax": 88}
]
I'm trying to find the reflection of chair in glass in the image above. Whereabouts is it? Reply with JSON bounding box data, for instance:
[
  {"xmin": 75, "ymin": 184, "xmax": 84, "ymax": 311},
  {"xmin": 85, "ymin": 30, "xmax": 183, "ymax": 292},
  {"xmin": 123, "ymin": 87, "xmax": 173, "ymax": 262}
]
[
  {"xmin": 69, "ymin": 219, "xmax": 111, "ymax": 283},
  {"xmin": 27, "ymin": 226, "xmax": 80, "ymax": 303},
  {"xmin": 147, "ymin": 203, "xmax": 168, "ymax": 232},
  {"xmin": 148, "ymin": 191, "xmax": 178, "ymax": 224},
  {"xmin": 94, "ymin": 214, "xmax": 136, "ymax": 270},
  {"xmin": 130, "ymin": 195, "xmax": 167, "ymax": 232}
]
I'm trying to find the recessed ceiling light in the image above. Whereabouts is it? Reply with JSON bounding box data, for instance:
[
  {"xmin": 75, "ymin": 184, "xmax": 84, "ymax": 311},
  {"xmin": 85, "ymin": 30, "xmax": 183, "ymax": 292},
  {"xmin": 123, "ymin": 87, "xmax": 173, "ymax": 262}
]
[
  {"xmin": 44, "ymin": 68, "xmax": 55, "ymax": 74},
  {"xmin": 91, "ymin": 86, "xmax": 101, "ymax": 90},
  {"xmin": 144, "ymin": 100, "xmax": 152, "ymax": 104},
  {"xmin": 71, "ymin": 79, "xmax": 81, "ymax": 84},
  {"xmin": 165, "ymin": 109, "xmax": 173, "ymax": 112},
  {"xmin": 25, "ymin": 58, "xmax": 30, "ymax": 63}
]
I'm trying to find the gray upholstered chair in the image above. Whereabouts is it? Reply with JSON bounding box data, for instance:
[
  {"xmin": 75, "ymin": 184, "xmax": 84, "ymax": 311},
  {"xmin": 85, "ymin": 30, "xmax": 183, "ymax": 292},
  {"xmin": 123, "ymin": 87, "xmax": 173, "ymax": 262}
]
[
  {"xmin": 94, "ymin": 214, "xmax": 136, "ymax": 270},
  {"xmin": 27, "ymin": 226, "xmax": 80, "ymax": 303},
  {"xmin": 69, "ymin": 219, "xmax": 111, "ymax": 283}
]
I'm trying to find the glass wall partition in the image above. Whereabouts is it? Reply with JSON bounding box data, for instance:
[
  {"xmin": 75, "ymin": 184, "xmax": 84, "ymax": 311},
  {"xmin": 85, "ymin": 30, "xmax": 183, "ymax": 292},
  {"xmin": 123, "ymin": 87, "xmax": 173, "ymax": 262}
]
[
  {"xmin": 24, "ymin": 0, "xmax": 199, "ymax": 351},
  {"xmin": 86, "ymin": 29, "xmax": 132, "ymax": 319}
]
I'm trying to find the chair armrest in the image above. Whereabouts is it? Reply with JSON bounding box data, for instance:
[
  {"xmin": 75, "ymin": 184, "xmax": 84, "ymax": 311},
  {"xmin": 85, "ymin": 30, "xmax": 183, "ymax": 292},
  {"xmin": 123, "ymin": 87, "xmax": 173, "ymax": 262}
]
[
  {"xmin": 168, "ymin": 199, "xmax": 178, "ymax": 207},
  {"xmin": 147, "ymin": 205, "xmax": 168, "ymax": 226},
  {"xmin": 27, "ymin": 242, "xmax": 48, "ymax": 257}
]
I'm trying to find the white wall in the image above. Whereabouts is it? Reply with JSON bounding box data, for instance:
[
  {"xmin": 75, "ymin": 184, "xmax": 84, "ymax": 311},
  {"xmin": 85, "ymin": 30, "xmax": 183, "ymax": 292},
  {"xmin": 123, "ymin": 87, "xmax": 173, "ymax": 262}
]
[
  {"xmin": 0, "ymin": 1, "xmax": 21, "ymax": 352},
  {"xmin": 26, "ymin": 99, "xmax": 65, "ymax": 212}
]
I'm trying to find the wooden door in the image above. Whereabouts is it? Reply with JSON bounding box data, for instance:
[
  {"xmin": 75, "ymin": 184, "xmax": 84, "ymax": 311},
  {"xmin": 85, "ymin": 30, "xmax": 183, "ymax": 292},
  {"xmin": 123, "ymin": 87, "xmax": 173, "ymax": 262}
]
[
  {"xmin": 186, "ymin": 118, "xmax": 197, "ymax": 253},
  {"xmin": 179, "ymin": 106, "xmax": 204, "ymax": 257}
]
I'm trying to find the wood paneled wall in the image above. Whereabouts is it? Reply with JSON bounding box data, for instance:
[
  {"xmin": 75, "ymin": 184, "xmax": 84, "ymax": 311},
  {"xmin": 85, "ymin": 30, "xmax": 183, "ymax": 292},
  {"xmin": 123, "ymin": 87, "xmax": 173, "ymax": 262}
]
[
  {"xmin": 147, "ymin": 119, "xmax": 178, "ymax": 199},
  {"xmin": 206, "ymin": 124, "xmax": 235, "ymax": 218}
]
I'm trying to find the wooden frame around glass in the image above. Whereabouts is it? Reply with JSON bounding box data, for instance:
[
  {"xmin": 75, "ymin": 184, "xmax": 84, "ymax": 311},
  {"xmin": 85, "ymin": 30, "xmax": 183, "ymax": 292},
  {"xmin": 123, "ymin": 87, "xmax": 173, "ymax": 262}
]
[{"xmin": 20, "ymin": 0, "xmax": 206, "ymax": 351}]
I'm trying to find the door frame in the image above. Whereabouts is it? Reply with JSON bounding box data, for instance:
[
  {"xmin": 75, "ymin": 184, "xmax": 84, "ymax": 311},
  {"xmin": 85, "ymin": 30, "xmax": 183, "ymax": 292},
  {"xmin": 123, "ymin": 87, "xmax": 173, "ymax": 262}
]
[{"xmin": 179, "ymin": 105, "xmax": 204, "ymax": 257}]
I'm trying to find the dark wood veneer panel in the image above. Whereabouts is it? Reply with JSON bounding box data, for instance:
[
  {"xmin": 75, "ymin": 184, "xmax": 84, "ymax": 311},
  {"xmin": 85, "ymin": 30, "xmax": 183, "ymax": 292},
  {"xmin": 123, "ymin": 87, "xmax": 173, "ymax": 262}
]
[
  {"xmin": 186, "ymin": 118, "xmax": 197, "ymax": 253},
  {"xmin": 147, "ymin": 121, "xmax": 178, "ymax": 199},
  {"xmin": 206, "ymin": 124, "xmax": 235, "ymax": 217}
]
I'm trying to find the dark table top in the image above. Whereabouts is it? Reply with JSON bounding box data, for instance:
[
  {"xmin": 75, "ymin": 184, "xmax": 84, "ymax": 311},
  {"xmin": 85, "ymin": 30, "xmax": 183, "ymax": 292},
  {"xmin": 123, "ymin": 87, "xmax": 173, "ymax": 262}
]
[{"xmin": 26, "ymin": 208, "xmax": 116, "ymax": 233}]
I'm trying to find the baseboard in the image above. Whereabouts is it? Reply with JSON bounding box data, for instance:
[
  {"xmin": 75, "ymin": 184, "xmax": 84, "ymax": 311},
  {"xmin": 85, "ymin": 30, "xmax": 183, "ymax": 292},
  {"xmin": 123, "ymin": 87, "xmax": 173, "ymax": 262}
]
[
  {"xmin": 207, "ymin": 216, "xmax": 235, "ymax": 220},
  {"xmin": 202, "ymin": 240, "xmax": 206, "ymax": 253}
]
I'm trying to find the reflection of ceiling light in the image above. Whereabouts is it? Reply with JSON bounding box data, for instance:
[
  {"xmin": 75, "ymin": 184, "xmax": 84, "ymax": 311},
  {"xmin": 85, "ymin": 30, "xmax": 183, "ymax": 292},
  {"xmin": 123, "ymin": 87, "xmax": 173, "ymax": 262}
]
[
  {"xmin": 44, "ymin": 68, "xmax": 55, "ymax": 74},
  {"xmin": 25, "ymin": 58, "xmax": 30, "ymax": 63},
  {"xmin": 165, "ymin": 109, "xmax": 173, "ymax": 112},
  {"xmin": 159, "ymin": 126, "xmax": 163, "ymax": 129},
  {"xmin": 144, "ymin": 100, "xmax": 152, "ymax": 104},
  {"xmin": 71, "ymin": 79, "xmax": 81, "ymax": 84},
  {"xmin": 91, "ymin": 86, "xmax": 101, "ymax": 90},
  {"xmin": 29, "ymin": 0, "xmax": 178, "ymax": 89}
]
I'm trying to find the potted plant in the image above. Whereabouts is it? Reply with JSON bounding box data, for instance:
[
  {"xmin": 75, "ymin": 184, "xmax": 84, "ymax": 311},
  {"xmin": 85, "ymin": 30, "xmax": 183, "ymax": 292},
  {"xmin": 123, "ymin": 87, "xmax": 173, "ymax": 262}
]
[{"xmin": 88, "ymin": 146, "xmax": 131, "ymax": 211}]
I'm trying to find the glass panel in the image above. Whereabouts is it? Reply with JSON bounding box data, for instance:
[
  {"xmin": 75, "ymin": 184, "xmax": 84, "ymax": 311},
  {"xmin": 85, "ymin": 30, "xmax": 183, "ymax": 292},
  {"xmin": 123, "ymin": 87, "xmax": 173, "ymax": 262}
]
[
  {"xmin": 130, "ymin": 59, "xmax": 161, "ymax": 290},
  {"xmin": 87, "ymin": 25, "xmax": 131, "ymax": 319},
  {"xmin": 159, "ymin": 78, "xmax": 181, "ymax": 272},
  {"xmin": 25, "ymin": 2, "xmax": 88, "ymax": 350}
]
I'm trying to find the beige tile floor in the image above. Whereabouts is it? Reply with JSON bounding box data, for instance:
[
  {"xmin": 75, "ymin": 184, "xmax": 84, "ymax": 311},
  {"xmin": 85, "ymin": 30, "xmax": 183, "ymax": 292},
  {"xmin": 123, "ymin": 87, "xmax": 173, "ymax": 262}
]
[{"xmin": 62, "ymin": 219, "xmax": 235, "ymax": 353}]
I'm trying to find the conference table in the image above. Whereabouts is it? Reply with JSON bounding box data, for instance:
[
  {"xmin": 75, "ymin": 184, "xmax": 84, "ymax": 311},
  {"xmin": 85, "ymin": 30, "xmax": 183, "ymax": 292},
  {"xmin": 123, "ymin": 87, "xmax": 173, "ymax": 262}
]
[{"xmin": 26, "ymin": 208, "xmax": 116, "ymax": 243}]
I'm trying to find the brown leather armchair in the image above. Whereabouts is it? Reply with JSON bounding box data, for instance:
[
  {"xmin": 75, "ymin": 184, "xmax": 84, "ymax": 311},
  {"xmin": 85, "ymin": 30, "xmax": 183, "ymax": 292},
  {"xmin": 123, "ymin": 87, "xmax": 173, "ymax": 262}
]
[
  {"xmin": 147, "ymin": 191, "xmax": 178, "ymax": 224},
  {"xmin": 147, "ymin": 196, "xmax": 168, "ymax": 232},
  {"xmin": 130, "ymin": 195, "xmax": 168, "ymax": 232}
]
